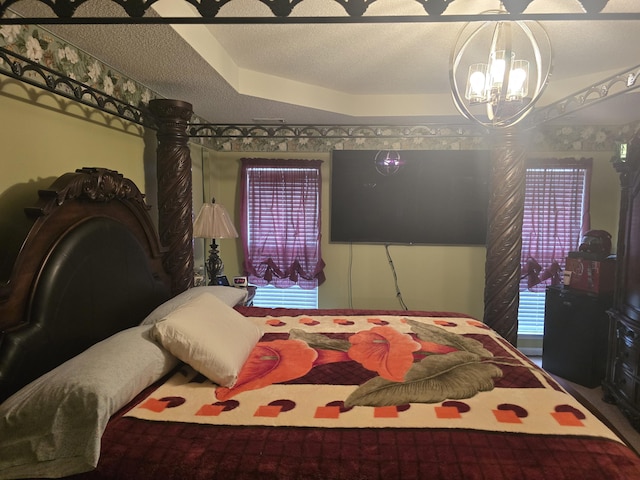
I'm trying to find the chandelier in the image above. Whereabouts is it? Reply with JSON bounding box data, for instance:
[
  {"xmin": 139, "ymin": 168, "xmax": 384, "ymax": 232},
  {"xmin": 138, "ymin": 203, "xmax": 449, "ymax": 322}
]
[{"xmin": 450, "ymin": 10, "xmax": 552, "ymax": 128}]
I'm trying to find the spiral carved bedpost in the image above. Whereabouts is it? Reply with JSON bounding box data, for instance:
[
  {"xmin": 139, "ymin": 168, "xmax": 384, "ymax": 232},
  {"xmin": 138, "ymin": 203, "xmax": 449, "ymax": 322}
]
[
  {"xmin": 149, "ymin": 99, "xmax": 194, "ymax": 295},
  {"xmin": 483, "ymin": 127, "xmax": 528, "ymax": 345}
]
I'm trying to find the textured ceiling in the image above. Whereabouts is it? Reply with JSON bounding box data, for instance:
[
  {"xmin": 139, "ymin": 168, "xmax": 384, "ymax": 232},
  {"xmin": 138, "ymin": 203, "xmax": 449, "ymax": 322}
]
[{"xmin": 5, "ymin": 0, "xmax": 640, "ymax": 126}]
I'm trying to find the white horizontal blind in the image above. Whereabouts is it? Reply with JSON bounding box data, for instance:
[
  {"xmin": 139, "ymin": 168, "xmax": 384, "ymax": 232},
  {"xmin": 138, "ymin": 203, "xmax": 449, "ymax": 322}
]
[
  {"xmin": 518, "ymin": 290, "xmax": 546, "ymax": 335},
  {"xmin": 518, "ymin": 163, "xmax": 589, "ymax": 338},
  {"xmin": 252, "ymin": 284, "xmax": 318, "ymax": 309}
]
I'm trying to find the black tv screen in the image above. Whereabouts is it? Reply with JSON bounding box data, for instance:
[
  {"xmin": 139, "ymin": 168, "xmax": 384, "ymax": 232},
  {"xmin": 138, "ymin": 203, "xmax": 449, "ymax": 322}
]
[{"xmin": 330, "ymin": 150, "xmax": 491, "ymax": 245}]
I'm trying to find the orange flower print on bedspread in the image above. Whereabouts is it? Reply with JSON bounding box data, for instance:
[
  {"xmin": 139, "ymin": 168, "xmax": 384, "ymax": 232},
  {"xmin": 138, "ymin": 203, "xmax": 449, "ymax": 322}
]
[
  {"xmin": 216, "ymin": 318, "xmax": 503, "ymax": 407},
  {"xmin": 347, "ymin": 326, "xmax": 422, "ymax": 382},
  {"xmin": 215, "ymin": 339, "xmax": 318, "ymax": 401}
]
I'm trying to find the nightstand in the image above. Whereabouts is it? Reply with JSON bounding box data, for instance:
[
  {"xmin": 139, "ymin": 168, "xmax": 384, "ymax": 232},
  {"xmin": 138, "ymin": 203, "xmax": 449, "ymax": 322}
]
[{"xmin": 542, "ymin": 285, "xmax": 613, "ymax": 387}]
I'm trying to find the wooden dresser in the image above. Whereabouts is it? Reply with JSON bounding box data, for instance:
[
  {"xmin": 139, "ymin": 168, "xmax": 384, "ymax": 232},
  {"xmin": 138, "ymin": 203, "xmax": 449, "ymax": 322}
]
[{"xmin": 603, "ymin": 132, "xmax": 640, "ymax": 430}]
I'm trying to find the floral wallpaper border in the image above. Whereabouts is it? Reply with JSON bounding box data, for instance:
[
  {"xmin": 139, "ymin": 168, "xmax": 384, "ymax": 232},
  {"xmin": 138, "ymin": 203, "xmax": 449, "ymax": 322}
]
[
  {"xmin": 1, "ymin": 17, "xmax": 639, "ymax": 154},
  {"xmin": 0, "ymin": 22, "xmax": 155, "ymax": 111}
]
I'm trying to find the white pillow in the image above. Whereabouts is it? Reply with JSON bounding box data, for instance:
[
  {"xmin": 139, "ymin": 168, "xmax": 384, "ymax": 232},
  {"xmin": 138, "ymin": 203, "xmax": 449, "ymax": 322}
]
[
  {"xmin": 0, "ymin": 325, "xmax": 178, "ymax": 480},
  {"xmin": 141, "ymin": 286, "xmax": 248, "ymax": 326},
  {"xmin": 152, "ymin": 292, "xmax": 263, "ymax": 387}
]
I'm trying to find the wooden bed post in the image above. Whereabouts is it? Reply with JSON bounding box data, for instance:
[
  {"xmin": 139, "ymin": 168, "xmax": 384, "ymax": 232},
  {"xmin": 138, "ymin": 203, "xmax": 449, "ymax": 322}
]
[
  {"xmin": 149, "ymin": 99, "xmax": 194, "ymax": 295},
  {"xmin": 483, "ymin": 127, "xmax": 528, "ymax": 345}
]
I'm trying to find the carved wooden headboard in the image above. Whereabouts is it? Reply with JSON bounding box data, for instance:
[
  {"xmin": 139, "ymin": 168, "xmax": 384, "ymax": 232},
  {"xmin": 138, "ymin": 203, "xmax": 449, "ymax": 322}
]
[{"xmin": 0, "ymin": 168, "xmax": 172, "ymax": 402}]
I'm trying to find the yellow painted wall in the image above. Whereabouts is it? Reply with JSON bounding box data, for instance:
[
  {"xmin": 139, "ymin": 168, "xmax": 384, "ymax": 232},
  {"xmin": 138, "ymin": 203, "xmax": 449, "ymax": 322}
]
[
  {"xmin": 1, "ymin": 85, "xmax": 206, "ymax": 289},
  {"xmin": 1, "ymin": 80, "xmax": 623, "ymax": 322},
  {"xmin": 191, "ymin": 144, "xmax": 207, "ymax": 281},
  {"xmin": 205, "ymin": 146, "xmax": 621, "ymax": 321},
  {"xmin": 0, "ymin": 81, "xmax": 154, "ymax": 200},
  {"xmin": 0, "ymin": 82, "xmax": 155, "ymax": 281},
  {"xmin": 209, "ymin": 151, "xmax": 479, "ymax": 314}
]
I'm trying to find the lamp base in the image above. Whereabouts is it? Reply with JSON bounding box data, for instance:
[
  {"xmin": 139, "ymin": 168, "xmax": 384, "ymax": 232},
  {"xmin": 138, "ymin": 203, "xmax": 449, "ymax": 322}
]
[{"xmin": 205, "ymin": 240, "xmax": 224, "ymax": 285}]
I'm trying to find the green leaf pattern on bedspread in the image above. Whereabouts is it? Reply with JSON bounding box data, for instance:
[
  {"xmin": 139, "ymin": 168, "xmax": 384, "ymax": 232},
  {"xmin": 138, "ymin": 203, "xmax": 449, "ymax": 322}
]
[
  {"xmin": 289, "ymin": 329, "xmax": 351, "ymax": 351},
  {"xmin": 345, "ymin": 351, "xmax": 502, "ymax": 407},
  {"xmin": 405, "ymin": 319, "xmax": 493, "ymax": 357},
  {"xmin": 291, "ymin": 319, "xmax": 503, "ymax": 407}
]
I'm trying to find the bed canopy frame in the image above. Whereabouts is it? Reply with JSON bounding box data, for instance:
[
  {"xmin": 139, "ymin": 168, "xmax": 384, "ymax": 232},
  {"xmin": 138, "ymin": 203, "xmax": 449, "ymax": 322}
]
[
  {"xmin": 2, "ymin": 0, "xmax": 640, "ymax": 344},
  {"xmin": 0, "ymin": 0, "xmax": 633, "ymax": 23}
]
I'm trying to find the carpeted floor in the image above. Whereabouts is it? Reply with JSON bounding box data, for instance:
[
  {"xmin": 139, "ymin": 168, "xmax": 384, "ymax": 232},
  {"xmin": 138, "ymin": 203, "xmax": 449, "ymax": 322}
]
[{"xmin": 530, "ymin": 357, "xmax": 640, "ymax": 456}]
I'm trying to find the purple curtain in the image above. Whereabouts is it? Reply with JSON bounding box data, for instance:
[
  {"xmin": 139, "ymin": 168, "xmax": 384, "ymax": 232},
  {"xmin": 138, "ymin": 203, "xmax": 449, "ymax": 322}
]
[
  {"xmin": 240, "ymin": 158, "xmax": 325, "ymax": 289},
  {"xmin": 520, "ymin": 158, "xmax": 592, "ymax": 292}
]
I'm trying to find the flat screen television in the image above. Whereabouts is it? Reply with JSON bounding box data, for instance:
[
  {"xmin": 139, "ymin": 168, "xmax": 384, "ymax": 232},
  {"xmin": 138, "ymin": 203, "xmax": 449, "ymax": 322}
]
[{"xmin": 330, "ymin": 150, "xmax": 491, "ymax": 245}]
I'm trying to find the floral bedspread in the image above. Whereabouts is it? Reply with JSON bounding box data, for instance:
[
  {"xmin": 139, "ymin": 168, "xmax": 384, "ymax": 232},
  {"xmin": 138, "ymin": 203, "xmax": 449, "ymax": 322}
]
[{"xmin": 126, "ymin": 315, "xmax": 620, "ymax": 442}]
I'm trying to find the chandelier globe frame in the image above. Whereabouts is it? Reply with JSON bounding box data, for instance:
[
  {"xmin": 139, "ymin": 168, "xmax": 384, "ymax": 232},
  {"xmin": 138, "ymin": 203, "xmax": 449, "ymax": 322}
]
[{"xmin": 450, "ymin": 10, "xmax": 552, "ymax": 129}]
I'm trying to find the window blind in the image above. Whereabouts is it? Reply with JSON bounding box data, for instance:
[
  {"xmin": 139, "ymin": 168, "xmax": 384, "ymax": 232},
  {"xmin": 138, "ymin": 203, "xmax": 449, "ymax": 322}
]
[
  {"xmin": 240, "ymin": 159, "xmax": 325, "ymax": 290},
  {"xmin": 518, "ymin": 160, "xmax": 591, "ymax": 337},
  {"xmin": 517, "ymin": 290, "xmax": 547, "ymax": 335},
  {"xmin": 252, "ymin": 284, "xmax": 318, "ymax": 309}
]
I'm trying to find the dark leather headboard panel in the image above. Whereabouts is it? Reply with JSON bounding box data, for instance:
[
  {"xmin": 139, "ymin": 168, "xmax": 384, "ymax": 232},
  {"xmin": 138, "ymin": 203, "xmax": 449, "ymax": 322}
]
[{"xmin": 0, "ymin": 168, "xmax": 173, "ymax": 402}]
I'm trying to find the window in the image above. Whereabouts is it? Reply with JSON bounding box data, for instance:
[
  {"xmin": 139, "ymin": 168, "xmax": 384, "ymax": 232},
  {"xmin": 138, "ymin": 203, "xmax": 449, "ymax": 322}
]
[
  {"xmin": 252, "ymin": 284, "xmax": 319, "ymax": 309},
  {"xmin": 517, "ymin": 158, "xmax": 592, "ymax": 342},
  {"xmin": 240, "ymin": 159, "xmax": 325, "ymax": 307}
]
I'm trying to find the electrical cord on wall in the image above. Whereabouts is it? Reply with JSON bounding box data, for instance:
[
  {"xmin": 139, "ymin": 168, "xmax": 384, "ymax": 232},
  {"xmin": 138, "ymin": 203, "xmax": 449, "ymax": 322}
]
[{"xmin": 385, "ymin": 244, "xmax": 408, "ymax": 310}]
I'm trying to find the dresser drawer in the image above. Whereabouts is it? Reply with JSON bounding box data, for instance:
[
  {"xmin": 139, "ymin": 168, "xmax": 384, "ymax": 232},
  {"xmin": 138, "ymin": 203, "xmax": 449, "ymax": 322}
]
[
  {"xmin": 614, "ymin": 320, "xmax": 640, "ymax": 376},
  {"xmin": 612, "ymin": 363, "xmax": 640, "ymax": 405}
]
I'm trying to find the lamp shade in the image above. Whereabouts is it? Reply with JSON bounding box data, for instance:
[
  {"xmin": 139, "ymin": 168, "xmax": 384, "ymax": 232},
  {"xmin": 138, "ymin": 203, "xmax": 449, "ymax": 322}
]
[{"xmin": 193, "ymin": 202, "xmax": 238, "ymax": 239}]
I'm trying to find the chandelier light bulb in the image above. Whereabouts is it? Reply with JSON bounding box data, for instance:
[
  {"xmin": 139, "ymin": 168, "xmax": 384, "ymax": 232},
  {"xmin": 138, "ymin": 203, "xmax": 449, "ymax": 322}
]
[
  {"xmin": 490, "ymin": 60, "xmax": 505, "ymax": 86},
  {"xmin": 466, "ymin": 64, "xmax": 488, "ymax": 101},
  {"xmin": 470, "ymin": 71, "xmax": 485, "ymax": 91},
  {"xmin": 508, "ymin": 63, "xmax": 529, "ymax": 98},
  {"xmin": 488, "ymin": 51, "xmax": 514, "ymax": 90}
]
